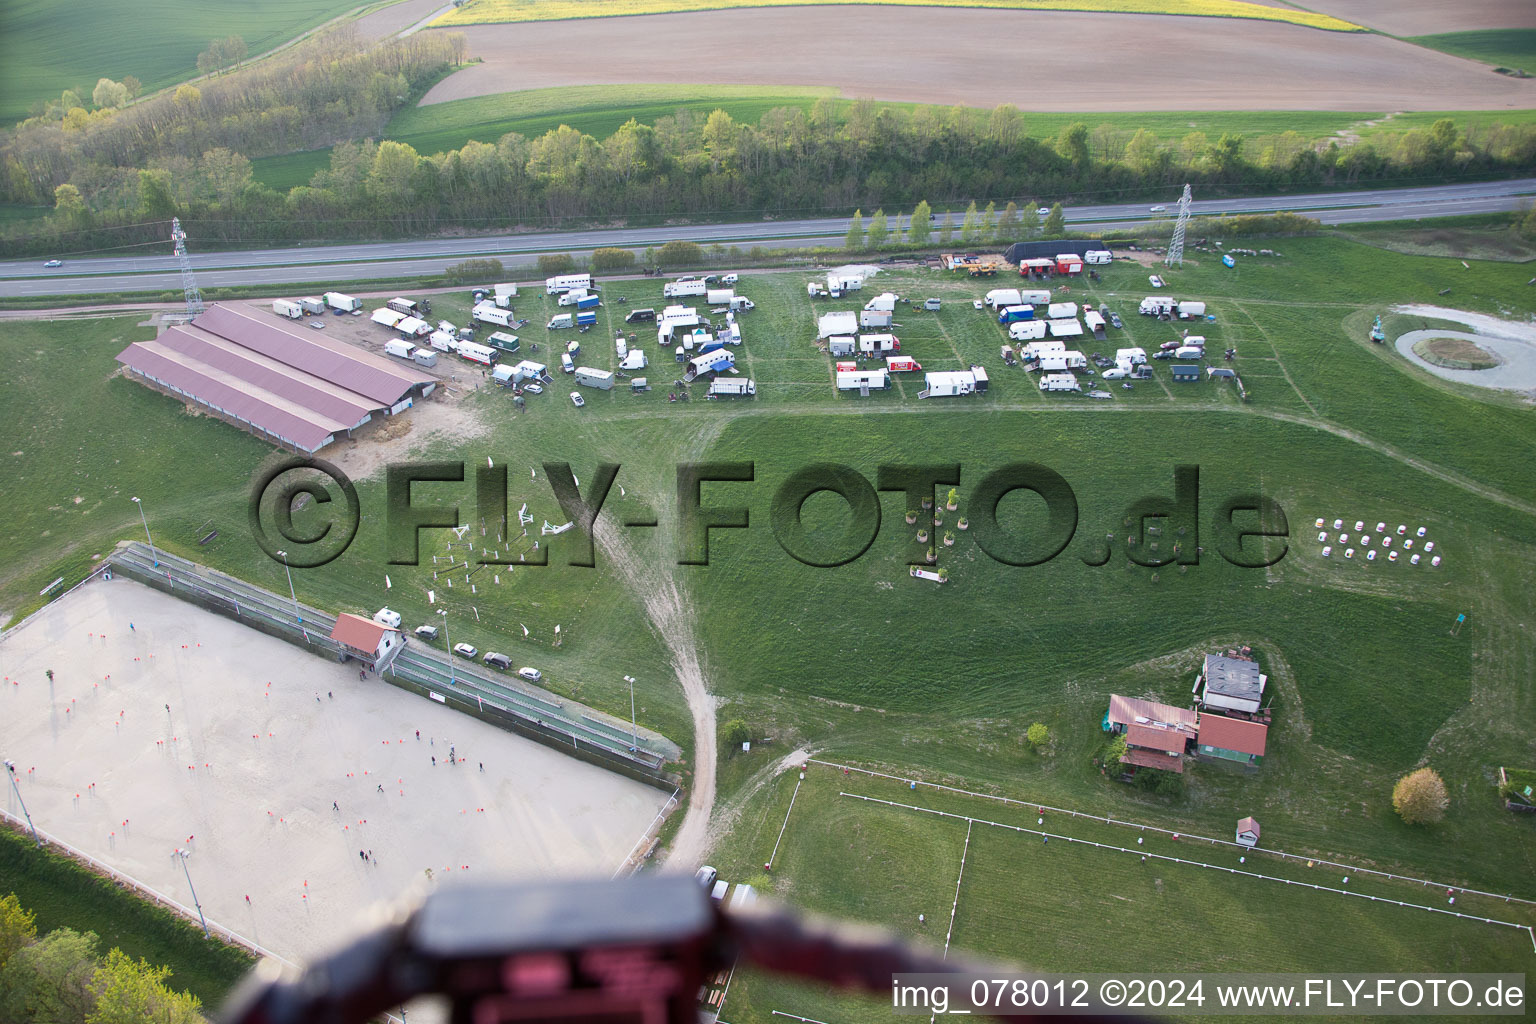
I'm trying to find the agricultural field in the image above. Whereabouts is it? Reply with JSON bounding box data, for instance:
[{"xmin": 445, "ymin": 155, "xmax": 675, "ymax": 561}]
[
  {"xmin": 1407, "ymin": 29, "xmax": 1536, "ymax": 74},
  {"xmin": 0, "ymin": 0, "xmax": 363, "ymax": 125},
  {"xmin": 4, "ymin": 230, "xmax": 1535, "ymax": 994},
  {"xmin": 415, "ymin": 9, "xmax": 1531, "ymax": 112},
  {"xmin": 429, "ymin": 0, "xmax": 1363, "ymax": 32}
]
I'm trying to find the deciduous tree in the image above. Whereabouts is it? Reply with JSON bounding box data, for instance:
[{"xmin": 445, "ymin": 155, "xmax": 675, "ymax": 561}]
[{"xmin": 1392, "ymin": 767, "xmax": 1449, "ymax": 824}]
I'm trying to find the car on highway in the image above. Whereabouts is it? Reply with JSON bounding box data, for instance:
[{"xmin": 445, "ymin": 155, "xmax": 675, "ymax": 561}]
[
  {"xmin": 1149, "ymin": 205, "xmax": 1167, "ymax": 213},
  {"xmin": 570, "ymin": 391, "xmax": 584, "ymax": 407},
  {"xmin": 1036, "ymin": 207, "xmax": 1050, "ymax": 216},
  {"xmin": 43, "ymin": 259, "xmax": 63, "ymax": 268},
  {"xmin": 452, "ymin": 642, "xmax": 478, "ymax": 659}
]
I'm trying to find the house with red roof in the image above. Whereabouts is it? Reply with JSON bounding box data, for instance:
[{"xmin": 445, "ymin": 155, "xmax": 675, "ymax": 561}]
[
  {"xmin": 329, "ymin": 613, "xmax": 403, "ymax": 673},
  {"xmin": 1197, "ymin": 712, "xmax": 1269, "ymax": 766}
]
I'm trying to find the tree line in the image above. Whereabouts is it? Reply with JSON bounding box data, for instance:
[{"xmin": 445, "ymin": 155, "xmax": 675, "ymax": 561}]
[
  {"xmin": 4, "ymin": 64, "xmax": 1534, "ymax": 257},
  {"xmin": 0, "ymin": 892, "xmax": 205, "ymax": 1023}
]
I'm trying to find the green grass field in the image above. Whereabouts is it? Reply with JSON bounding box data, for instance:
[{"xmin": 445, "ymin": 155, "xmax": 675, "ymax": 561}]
[
  {"xmin": 712, "ymin": 769, "xmax": 1534, "ymax": 1024},
  {"xmin": 0, "ymin": 0, "xmax": 364, "ymax": 125},
  {"xmin": 4, "ymin": 230, "xmax": 1535, "ymax": 993},
  {"xmin": 1406, "ymin": 29, "xmax": 1536, "ymax": 74}
]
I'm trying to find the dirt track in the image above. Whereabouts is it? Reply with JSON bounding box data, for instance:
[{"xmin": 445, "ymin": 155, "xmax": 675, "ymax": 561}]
[{"xmin": 421, "ymin": 7, "xmax": 1536, "ymax": 111}]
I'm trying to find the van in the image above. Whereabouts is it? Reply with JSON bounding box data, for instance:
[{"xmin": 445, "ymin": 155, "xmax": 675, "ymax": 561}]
[
  {"xmin": 561, "ymin": 352, "xmax": 575, "ymax": 373},
  {"xmin": 548, "ymin": 314, "xmax": 574, "ymax": 330},
  {"xmin": 625, "ymin": 308, "xmax": 656, "ymax": 323},
  {"xmin": 722, "ymin": 273, "xmax": 739, "ymax": 285},
  {"xmin": 924, "ymin": 298, "xmax": 942, "ymax": 311},
  {"xmin": 482, "ymin": 652, "xmax": 511, "ymax": 670},
  {"xmin": 373, "ymin": 608, "xmax": 401, "ymax": 628}
]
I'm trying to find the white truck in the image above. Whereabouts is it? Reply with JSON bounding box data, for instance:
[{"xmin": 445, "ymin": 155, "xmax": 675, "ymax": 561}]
[
  {"xmin": 664, "ymin": 280, "xmax": 708, "ymax": 298},
  {"xmin": 708, "ymin": 378, "xmax": 755, "ymax": 398},
  {"xmin": 1008, "ymin": 320, "xmax": 1048, "ymax": 341},
  {"xmin": 324, "ymin": 292, "xmax": 362, "ymax": 312},
  {"xmin": 474, "ymin": 302, "xmax": 515, "ymax": 327},
  {"xmin": 1040, "ymin": 373, "xmax": 1081, "ymax": 393},
  {"xmin": 1018, "ymin": 289, "xmax": 1052, "ymax": 305},
  {"xmin": 272, "ymin": 299, "xmax": 303, "ymax": 319},
  {"xmin": 1084, "ymin": 250, "xmax": 1113, "ymax": 265},
  {"xmin": 574, "ymin": 367, "xmax": 614, "ymax": 390},
  {"xmin": 428, "ymin": 330, "xmax": 458, "ymax": 352},
  {"xmin": 457, "ymin": 340, "xmax": 496, "ymax": 365},
  {"xmin": 984, "ymin": 288, "xmax": 1023, "ymax": 310},
  {"xmin": 863, "ymin": 292, "xmax": 899, "ymax": 312},
  {"xmin": 836, "ymin": 368, "xmax": 889, "ymax": 391},
  {"xmin": 545, "ymin": 274, "xmax": 592, "ymax": 295},
  {"xmin": 557, "ymin": 289, "xmax": 590, "ymax": 307},
  {"xmin": 385, "ymin": 339, "xmax": 417, "ymax": 360},
  {"xmin": 620, "ymin": 349, "xmax": 648, "ymax": 371}
]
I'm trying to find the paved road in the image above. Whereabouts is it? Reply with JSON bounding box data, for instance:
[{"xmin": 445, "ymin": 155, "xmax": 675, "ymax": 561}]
[{"xmin": 5, "ymin": 178, "xmax": 1533, "ymax": 297}]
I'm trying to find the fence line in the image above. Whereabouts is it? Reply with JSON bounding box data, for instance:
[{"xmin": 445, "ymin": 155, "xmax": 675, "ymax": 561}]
[
  {"xmin": 841, "ymin": 793, "xmax": 1536, "ymax": 953},
  {"xmin": 810, "ymin": 758, "xmax": 1535, "ymax": 908},
  {"xmin": 0, "ymin": 807, "xmax": 294, "ymax": 966},
  {"xmin": 612, "ymin": 788, "xmax": 680, "ymax": 880},
  {"xmin": 770, "ymin": 1011, "xmax": 838, "ymax": 1024},
  {"xmin": 767, "ymin": 776, "xmax": 804, "ymax": 870},
  {"xmin": 943, "ymin": 820, "xmax": 971, "ymax": 960}
]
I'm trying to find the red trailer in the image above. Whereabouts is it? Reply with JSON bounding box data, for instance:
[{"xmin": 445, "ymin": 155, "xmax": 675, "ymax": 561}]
[
  {"xmin": 1055, "ymin": 255, "xmax": 1084, "ymax": 275},
  {"xmin": 885, "ymin": 356, "xmax": 923, "ymax": 373}
]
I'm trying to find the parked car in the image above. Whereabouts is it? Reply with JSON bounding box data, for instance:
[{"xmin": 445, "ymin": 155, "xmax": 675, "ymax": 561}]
[
  {"xmin": 310, "ymin": 321, "xmax": 325, "ymax": 329},
  {"xmin": 43, "ymin": 259, "xmax": 63, "ymax": 268},
  {"xmin": 414, "ymin": 624, "xmax": 439, "ymax": 641},
  {"xmin": 482, "ymin": 652, "xmax": 511, "ymax": 670},
  {"xmin": 1103, "ymin": 367, "xmax": 1130, "ymax": 380},
  {"xmin": 1109, "ymin": 312, "xmax": 1124, "ymax": 329},
  {"xmin": 517, "ymin": 667, "xmax": 542, "ymax": 683},
  {"xmin": 452, "ymin": 642, "xmax": 478, "ymax": 659},
  {"xmin": 695, "ymin": 866, "xmax": 718, "ymax": 889},
  {"xmin": 523, "ymin": 383, "xmax": 543, "ymax": 395},
  {"xmin": 570, "ymin": 391, "xmax": 585, "ymax": 407},
  {"xmin": 1153, "ymin": 349, "xmax": 1175, "ymax": 359}
]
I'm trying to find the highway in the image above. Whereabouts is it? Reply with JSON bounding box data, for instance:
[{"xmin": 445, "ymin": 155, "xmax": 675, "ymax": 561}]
[{"xmin": 4, "ymin": 177, "xmax": 1532, "ymax": 298}]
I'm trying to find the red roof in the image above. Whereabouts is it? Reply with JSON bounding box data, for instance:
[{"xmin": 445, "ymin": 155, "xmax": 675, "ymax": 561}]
[
  {"xmin": 1107, "ymin": 694, "xmax": 1197, "ymax": 735},
  {"xmin": 1198, "ymin": 714, "xmax": 1269, "ymax": 756},
  {"xmin": 1121, "ymin": 747, "xmax": 1184, "ymax": 773},
  {"xmin": 329, "ymin": 613, "xmax": 393, "ymax": 653},
  {"xmin": 1237, "ymin": 816, "xmax": 1261, "ymax": 838},
  {"xmin": 1126, "ymin": 722, "xmax": 1188, "ymax": 755}
]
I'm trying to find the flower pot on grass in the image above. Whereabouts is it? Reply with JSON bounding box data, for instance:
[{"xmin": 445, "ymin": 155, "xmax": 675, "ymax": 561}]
[
  {"xmin": 925, "ymin": 546, "xmax": 937, "ymax": 564},
  {"xmin": 905, "ymin": 510, "xmax": 918, "ymax": 525},
  {"xmin": 916, "ymin": 529, "xmax": 929, "ymax": 544},
  {"xmin": 957, "ymin": 517, "xmax": 969, "ymax": 530},
  {"xmin": 943, "ymin": 531, "xmax": 955, "ymax": 547}
]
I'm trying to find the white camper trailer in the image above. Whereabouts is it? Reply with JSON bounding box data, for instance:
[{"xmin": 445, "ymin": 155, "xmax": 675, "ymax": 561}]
[
  {"xmin": 473, "ymin": 302, "xmax": 515, "ymax": 327},
  {"xmin": 921, "ymin": 371, "xmax": 978, "ymax": 398},
  {"xmin": 1047, "ymin": 319, "xmax": 1084, "ymax": 337},
  {"xmin": 272, "ymin": 299, "xmax": 303, "ymax": 319},
  {"xmin": 1008, "ymin": 320, "xmax": 1048, "ymax": 341},
  {"xmin": 1046, "ymin": 302, "xmax": 1078, "ymax": 320},
  {"xmin": 858, "ymin": 333, "xmax": 899, "ymax": 354},
  {"xmin": 1040, "ymin": 373, "xmax": 1081, "ymax": 393},
  {"xmin": 545, "ymin": 274, "xmax": 592, "ymax": 295},
  {"xmin": 574, "ymin": 367, "xmax": 615, "ymax": 390},
  {"xmin": 836, "ymin": 368, "xmax": 889, "ymax": 392},
  {"xmin": 827, "ymin": 336, "xmax": 856, "ymax": 357},
  {"xmin": 860, "ymin": 309, "xmax": 894, "ymax": 329}
]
